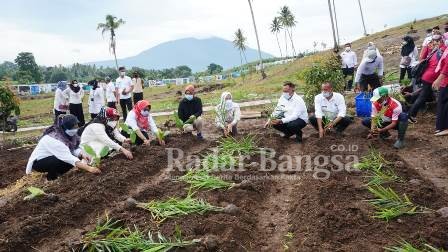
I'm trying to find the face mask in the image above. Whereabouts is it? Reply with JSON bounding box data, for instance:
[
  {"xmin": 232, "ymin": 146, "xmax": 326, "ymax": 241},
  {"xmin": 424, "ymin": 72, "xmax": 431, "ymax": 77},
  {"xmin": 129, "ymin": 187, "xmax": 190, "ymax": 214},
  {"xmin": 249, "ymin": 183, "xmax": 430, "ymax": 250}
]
[
  {"xmin": 185, "ymin": 94, "xmax": 193, "ymax": 101},
  {"xmin": 345, "ymin": 47, "xmax": 350, "ymax": 52},
  {"xmin": 141, "ymin": 110, "xmax": 150, "ymax": 117},
  {"xmin": 107, "ymin": 120, "xmax": 118, "ymax": 128},
  {"xmin": 225, "ymin": 99, "xmax": 233, "ymax": 109},
  {"xmin": 282, "ymin": 92, "xmax": 291, "ymax": 100},
  {"xmin": 322, "ymin": 92, "xmax": 332, "ymax": 98},
  {"xmin": 120, "ymin": 71, "xmax": 126, "ymax": 77},
  {"xmin": 65, "ymin": 128, "xmax": 78, "ymax": 137},
  {"xmin": 73, "ymin": 84, "xmax": 79, "ymax": 87},
  {"xmin": 402, "ymin": 41, "xmax": 407, "ymax": 45}
]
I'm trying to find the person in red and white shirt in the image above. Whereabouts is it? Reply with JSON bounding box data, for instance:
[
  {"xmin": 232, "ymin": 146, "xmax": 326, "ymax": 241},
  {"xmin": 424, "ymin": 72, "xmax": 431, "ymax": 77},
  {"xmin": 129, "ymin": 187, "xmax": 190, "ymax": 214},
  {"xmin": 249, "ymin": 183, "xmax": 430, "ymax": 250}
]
[
  {"xmin": 362, "ymin": 87, "xmax": 408, "ymax": 149},
  {"xmin": 432, "ymin": 44, "xmax": 448, "ymax": 136}
]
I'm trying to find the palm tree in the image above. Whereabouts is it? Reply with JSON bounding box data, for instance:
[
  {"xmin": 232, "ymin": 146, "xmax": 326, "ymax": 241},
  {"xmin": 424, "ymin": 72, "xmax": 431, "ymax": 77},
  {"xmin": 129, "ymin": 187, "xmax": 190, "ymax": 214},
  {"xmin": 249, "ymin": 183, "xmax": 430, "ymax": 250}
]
[
  {"xmin": 97, "ymin": 14, "xmax": 125, "ymax": 71},
  {"xmin": 279, "ymin": 6, "xmax": 297, "ymax": 57},
  {"xmin": 270, "ymin": 17, "xmax": 283, "ymax": 58},
  {"xmin": 247, "ymin": 0, "xmax": 266, "ymax": 79},
  {"xmin": 233, "ymin": 28, "xmax": 248, "ymax": 72},
  {"xmin": 327, "ymin": 0, "xmax": 338, "ymax": 50}
]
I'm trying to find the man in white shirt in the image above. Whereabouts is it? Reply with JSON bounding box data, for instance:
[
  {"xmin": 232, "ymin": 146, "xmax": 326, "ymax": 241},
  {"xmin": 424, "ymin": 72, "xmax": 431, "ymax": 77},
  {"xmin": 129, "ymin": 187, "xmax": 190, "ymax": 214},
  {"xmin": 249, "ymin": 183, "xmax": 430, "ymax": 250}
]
[
  {"xmin": 309, "ymin": 82, "xmax": 352, "ymax": 138},
  {"xmin": 340, "ymin": 43, "xmax": 357, "ymax": 91},
  {"xmin": 105, "ymin": 77, "xmax": 118, "ymax": 109},
  {"xmin": 116, "ymin": 66, "xmax": 134, "ymax": 120},
  {"xmin": 355, "ymin": 49, "xmax": 384, "ymax": 92},
  {"xmin": 265, "ymin": 81, "xmax": 308, "ymax": 143}
]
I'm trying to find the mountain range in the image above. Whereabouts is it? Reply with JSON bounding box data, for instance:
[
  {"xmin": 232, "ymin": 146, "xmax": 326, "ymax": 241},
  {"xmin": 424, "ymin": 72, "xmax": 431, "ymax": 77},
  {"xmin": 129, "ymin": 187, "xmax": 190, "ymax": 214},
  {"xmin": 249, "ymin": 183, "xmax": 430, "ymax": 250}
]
[{"xmin": 88, "ymin": 37, "xmax": 274, "ymax": 72}]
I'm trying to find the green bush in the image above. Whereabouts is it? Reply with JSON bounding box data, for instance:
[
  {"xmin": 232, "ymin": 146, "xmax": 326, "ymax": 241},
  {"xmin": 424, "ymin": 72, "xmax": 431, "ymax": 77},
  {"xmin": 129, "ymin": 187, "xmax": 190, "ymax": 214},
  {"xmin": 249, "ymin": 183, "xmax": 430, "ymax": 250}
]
[
  {"xmin": 0, "ymin": 83, "xmax": 20, "ymax": 117},
  {"xmin": 297, "ymin": 53, "xmax": 344, "ymax": 109}
]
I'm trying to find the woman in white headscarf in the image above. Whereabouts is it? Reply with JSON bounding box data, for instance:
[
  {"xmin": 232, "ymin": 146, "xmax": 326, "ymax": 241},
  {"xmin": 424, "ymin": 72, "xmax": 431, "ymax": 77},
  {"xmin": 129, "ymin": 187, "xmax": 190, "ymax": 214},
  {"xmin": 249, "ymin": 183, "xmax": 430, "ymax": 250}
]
[{"xmin": 215, "ymin": 92, "xmax": 241, "ymax": 137}]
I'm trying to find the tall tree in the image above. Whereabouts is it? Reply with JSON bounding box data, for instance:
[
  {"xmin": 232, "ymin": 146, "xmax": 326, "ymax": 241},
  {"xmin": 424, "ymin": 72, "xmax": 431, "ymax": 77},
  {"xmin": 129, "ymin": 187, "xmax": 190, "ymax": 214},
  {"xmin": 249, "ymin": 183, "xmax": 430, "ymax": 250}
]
[
  {"xmin": 247, "ymin": 0, "xmax": 266, "ymax": 79},
  {"xmin": 270, "ymin": 17, "xmax": 283, "ymax": 58},
  {"xmin": 233, "ymin": 28, "xmax": 248, "ymax": 73},
  {"xmin": 207, "ymin": 63, "xmax": 223, "ymax": 75},
  {"xmin": 279, "ymin": 6, "xmax": 297, "ymax": 57},
  {"xmin": 327, "ymin": 0, "xmax": 338, "ymax": 50},
  {"xmin": 14, "ymin": 52, "xmax": 42, "ymax": 83},
  {"xmin": 97, "ymin": 15, "xmax": 125, "ymax": 71}
]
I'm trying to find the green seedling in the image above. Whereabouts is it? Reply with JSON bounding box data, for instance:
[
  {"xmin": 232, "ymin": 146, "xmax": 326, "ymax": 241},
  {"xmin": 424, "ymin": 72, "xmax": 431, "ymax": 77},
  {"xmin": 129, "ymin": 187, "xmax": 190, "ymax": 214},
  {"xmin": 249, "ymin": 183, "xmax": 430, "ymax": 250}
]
[
  {"xmin": 353, "ymin": 148, "xmax": 391, "ymax": 171},
  {"xmin": 385, "ymin": 240, "xmax": 445, "ymax": 252},
  {"xmin": 215, "ymin": 100, "xmax": 228, "ymax": 128},
  {"xmin": 173, "ymin": 111, "xmax": 196, "ymax": 130},
  {"xmin": 372, "ymin": 106, "xmax": 388, "ymax": 130},
  {"xmin": 155, "ymin": 128, "xmax": 170, "ymax": 141},
  {"xmin": 365, "ymin": 168, "xmax": 401, "ymax": 186},
  {"xmin": 120, "ymin": 124, "xmax": 137, "ymax": 144},
  {"xmin": 24, "ymin": 186, "xmax": 46, "ymax": 200},
  {"xmin": 178, "ymin": 169, "xmax": 234, "ymax": 191},
  {"xmin": 83, "ymin": 144, "xmax": 109, "ymax": 166},
  {"xmin": 201, "ymin": 152, "xmax": 237, "ymax": 171},
  {"xmin": 82, "ymin": 215, "xmax": 196, "ymax": 251},
  {"xmin": 136, "ymin": 193, "xmax": 223, "ymax": 223},
  {"xmin": 217, "ymin": 135, "xmax": 258, "ymax": 156}
]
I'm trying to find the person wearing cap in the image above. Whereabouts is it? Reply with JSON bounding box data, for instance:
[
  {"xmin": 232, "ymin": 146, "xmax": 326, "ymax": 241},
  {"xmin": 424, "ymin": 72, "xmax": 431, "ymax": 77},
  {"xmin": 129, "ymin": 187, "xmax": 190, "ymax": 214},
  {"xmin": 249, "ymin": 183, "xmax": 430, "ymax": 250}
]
[
  {"xmin": 63, "ymin": 79, "xmax": 85, "ymax": 126},
  {"xmin": 399, "ymin": 36, "xmax": 419, "ymax": 83},
  {"xmin": 355, "ymin": 48, "xmax": 384, "ymax": 92},
  {"xmin": 116, "ymin": 66, "xmax": 134, "ymax": 120},
  {"xmin": 132, "ymin": 72, "xmax": 144, "ymax": 104},
  {"xmin": 123, "ymin": 100, "xmax": 165, "ymax": 146},
  {"xmin": 215, "ymin": 91, "xmax": 241, "ymax": 137},
  {"xmin": 362, "ymin": 87, "xmax": 408, "ymax": 149},
  {"xmin": 432, "ymin": 39, "xmax": 448, "ymax": 136},
  {"xmin": 177, "ymin": 85, "xmax": 204, "ymax": 139},
  {"xmin": 264, "ymin": 81, "xmax": 308, "ymax": 143},
  {"xmin": 105, "ymin": 76, "xmax": 118, "ymax": 109},
  {"xmin": 408, "ymin": 31, "xmax": 446, "ymax": 123},
  {"xmin": 309, "ymin": 82, "xmax": 352, "ymax": 138},
  {"xmin": 340, "ymin": 43, "xmax": 357, "ymax": 90},
  {"xmin": 53, "ymin": 81, "xmax": 69, "ymax": 122},
  {"xmin": 80, "ymin": 107, "xmax": 133, "ymax": 160},
  {"xmin": 88, "ymin": 79, "xmax": 105, "ymax": 119},
  {"xmin": 362, "ymin": 42, "xmax": 382, "ymax": 59},
  {"xmin": 26, "ymin": 114, "xmax": 100, "ymax": 180}
]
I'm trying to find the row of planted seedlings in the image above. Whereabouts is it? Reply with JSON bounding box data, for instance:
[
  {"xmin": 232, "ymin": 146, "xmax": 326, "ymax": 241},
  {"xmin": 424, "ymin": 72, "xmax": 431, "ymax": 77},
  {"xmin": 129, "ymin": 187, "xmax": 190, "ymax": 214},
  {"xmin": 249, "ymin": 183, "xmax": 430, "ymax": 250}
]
[
  {"xmin": 353, "ymin": 149, "xmax": 444, "ymax": 252},
  {"xmin": 78, "ymin": 135, "xmax": 260, "ymax": 251}
]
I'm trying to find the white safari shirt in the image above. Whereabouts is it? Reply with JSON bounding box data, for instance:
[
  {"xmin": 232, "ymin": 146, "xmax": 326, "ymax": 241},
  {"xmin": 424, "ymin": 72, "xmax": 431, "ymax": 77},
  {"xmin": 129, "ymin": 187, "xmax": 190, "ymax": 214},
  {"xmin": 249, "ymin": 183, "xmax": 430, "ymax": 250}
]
[
  {"xmin": 116, "ymin": 76, "xmax": 133, "ymax": 100},
  {"xmin": 314, "ymin": 92, "xmax": 347, "ymax": 120},
  {"xmin": 275, "ymin": 93, "xmax": 308, "ymax": 123}
]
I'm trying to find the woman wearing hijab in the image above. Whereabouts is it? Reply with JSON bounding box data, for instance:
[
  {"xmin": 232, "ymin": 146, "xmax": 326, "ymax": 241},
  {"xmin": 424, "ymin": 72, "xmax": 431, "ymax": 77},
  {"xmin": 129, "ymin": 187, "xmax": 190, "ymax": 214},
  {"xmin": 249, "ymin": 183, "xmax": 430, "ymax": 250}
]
[
  {"xmin": 26, "ymin": 114, "xmax": 100, "ymax": 180},
  {"xmin": 122, "ymin": 100, "xmax": 165, "ymax": 146},
  {"xmin": 215, "ymin": 92, "xmax": 241, "ymax": 137},
  {"xmin": 53, "ymin": 81, "xmax": 69, "ymax": 122},
  {"xmin": 63, "ymin": 79, "xmax": 85, "ymax": 126},
  {"xmin": 80, "ymin": 107, "xmax": 133, "ymax": 160},
  {"xmin": 88, "ymin": 79, "xmax": 105, "ymax": 119},
  {"xmin": 399, "ymin": 36, "xmax": 419, "ymax": 83}
]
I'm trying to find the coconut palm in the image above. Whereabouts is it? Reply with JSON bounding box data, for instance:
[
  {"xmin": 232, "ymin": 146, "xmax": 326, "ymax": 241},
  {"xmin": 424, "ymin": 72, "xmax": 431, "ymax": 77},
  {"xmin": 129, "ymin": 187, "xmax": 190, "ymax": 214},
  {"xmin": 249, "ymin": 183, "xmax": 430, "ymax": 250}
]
[
  {"xmin": 247, "ymin": 0, "xmax": 266, "ymax": 79},
  {"xmin": 327, "ymin": 0, "xmax": 338, "ymax": 50},
  {"xmin": 279, "ymin": 6, "xmax": 297, "ymax": 57},
  {"xmin": 97, "ymin": 14, "xmax": 125, "ymax": 71},
  {"xmin": 233, "ymin": 28, "xmax": 248, "ymax": 71},
  {"xmin": 270, "ymin": 17, "xmax": 283, "ymax": 58}
]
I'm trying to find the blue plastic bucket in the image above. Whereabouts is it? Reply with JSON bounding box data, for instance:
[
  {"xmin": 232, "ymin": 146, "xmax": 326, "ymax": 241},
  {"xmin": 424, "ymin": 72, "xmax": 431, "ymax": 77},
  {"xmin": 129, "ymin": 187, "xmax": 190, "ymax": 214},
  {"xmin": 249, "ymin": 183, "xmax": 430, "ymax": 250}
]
[{"xmin": 355, "ymin": 92, "xmax": 372, "ymax": 117}]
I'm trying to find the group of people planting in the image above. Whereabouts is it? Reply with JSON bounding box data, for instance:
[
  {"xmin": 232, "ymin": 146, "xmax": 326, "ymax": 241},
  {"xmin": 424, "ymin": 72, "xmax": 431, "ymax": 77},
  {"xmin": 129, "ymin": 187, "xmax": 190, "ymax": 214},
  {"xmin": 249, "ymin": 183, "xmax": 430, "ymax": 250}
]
[{"xmin": 26, "ymin": 23, "xmax": 448, "ymax": 181}]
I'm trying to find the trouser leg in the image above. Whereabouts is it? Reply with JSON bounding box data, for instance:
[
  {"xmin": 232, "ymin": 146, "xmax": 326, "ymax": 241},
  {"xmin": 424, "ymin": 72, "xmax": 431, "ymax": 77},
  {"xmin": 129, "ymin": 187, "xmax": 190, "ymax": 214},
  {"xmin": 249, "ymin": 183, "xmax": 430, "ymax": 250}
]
[
  {"xmin": 193, "ymin": 116, "xmax": 203, "ymax": 133},
  {"xmin": 362, "ymin": 118, "xmax": 372, "ymax": 128},
  {"xmin": 334, "ymin": 116, "xmax": 352, "ymax": 132},
  {"xmin": 120, "ymin": 99, "xmax": 130, "ymax": 120},
  {"xmin": 308, "ymin": 115, "xmax": 319, "ymax": 131},
  {"xmin": 399, "ymin": 67, "xmax": 406, "ymax": 82},
  {"xmin": 107, "ymin": 101, "xmax": 117, "ymax": 109},
  {"xmin": 32, "ymin": 156, "xmax": 74, "ymax": 180},
  {"xmin": 133, "ymin": 92, "xmax": 143, "ymax": 104},
  {"xmin": 436, "ymin": 87, "xmax": 448, "ymax": 131},
  {"xmin": 286, "ymin": 118, "xmax": 307, "ymax": 142},
  {"xmin": 408, "ymin": 84, "xmax": 433, "ymax": 117}
]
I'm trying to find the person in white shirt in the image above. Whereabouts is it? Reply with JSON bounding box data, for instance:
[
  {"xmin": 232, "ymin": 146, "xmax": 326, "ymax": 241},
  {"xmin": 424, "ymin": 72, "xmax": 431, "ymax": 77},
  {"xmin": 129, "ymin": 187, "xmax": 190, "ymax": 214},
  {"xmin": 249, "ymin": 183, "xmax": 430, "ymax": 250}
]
[
  {"xmin": 105, "ymin": 76, "xmax": 118, "ymax": 109},
  {"xmin": 63, "ymin": 79, "xmax": 85, "ymax": 126},
  {"xmin": 399, "ymin": 36, "xmax": 419, "ymax": 83},
  {"xmin": 132, "ymin": 72, "xmax": 144, "ymax": 104},
  {"xmin": 116, "ymin": 66, "xmax": 134, "ymax": 120},
  {"xmin": 309, "ymin": 82, "xmax": 352, "ymax": 138},
  {"xmin": 122, "ymin": 100, "xmax": 165, "ymax": 146},
  {"xmin": 53, "ymin": 81, "xmax": 69, "ymax": 122},
  {"xmin": 340, "ymin": 43, "xmax": 357, "ymax": 90},
  {"xmin": 264, "ymin": 81, "xmax": 308, "ymax": 143},
  {"xmin": 80, "ymin": 107, "xmax": 133, "ymax": 161},
  {"xmin": 26, "ymin": 114, "xmax": 100, "ymax": 180},
  {"xmin": 88, "ymin": 79, "xmax": 105, "ymax": 119},
  {"xmin": 355, "ymin": 49, "xmax": 384, "ymax": 92},
  {"xmin": 215, "ymin": 92, "xmax": 241, "ymax": 137}
]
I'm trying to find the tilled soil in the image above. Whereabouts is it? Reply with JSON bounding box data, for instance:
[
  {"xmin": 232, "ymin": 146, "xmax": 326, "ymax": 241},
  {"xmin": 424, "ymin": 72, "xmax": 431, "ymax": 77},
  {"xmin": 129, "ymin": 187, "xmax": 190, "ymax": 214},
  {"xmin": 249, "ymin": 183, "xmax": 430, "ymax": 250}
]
[{"xmin": 0, "ymin": 116, "xmax": 447, "ymax": 252}]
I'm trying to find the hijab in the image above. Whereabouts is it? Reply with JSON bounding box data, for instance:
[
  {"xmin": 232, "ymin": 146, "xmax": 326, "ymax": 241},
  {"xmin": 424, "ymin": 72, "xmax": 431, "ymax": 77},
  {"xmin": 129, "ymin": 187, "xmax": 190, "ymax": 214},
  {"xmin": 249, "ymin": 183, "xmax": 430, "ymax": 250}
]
[
  {"xmin": 57, "ymin": 81, "xmax": 67, "ymax": 91},
  {"xmin": 401, "ymin": 36, "xmax": 415, "ymax": 56},
  {"xmin": 42, "ymin": 114, "xmax": 80, "ymax": 152},
  {"xmin": 88, "ymin": 79, "xmax": 99, "ymax": 90},
  {"xmin": 69, "ymin": 80, "xmax": 81, "ymax": 93},
  {"xmin": 133, "ymin": 100, "xmax": 150, "ymax": 131}
]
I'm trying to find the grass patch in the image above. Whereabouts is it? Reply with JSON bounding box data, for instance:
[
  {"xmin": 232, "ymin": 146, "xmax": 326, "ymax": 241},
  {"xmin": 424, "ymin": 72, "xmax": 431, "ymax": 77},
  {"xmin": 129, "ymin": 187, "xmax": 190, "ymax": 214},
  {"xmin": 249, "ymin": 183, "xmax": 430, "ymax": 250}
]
[{"xmin": 385, "ymin": 240, "xmax": 445, "ymax": 252}]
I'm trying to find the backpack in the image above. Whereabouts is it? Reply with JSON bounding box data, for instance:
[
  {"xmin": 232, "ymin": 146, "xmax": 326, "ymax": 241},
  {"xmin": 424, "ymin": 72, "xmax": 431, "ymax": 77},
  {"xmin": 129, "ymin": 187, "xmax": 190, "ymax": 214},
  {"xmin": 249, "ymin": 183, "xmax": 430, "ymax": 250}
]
[{"xmin": 411, "ymin": 49, "xmax": 438, "ymax": 81}]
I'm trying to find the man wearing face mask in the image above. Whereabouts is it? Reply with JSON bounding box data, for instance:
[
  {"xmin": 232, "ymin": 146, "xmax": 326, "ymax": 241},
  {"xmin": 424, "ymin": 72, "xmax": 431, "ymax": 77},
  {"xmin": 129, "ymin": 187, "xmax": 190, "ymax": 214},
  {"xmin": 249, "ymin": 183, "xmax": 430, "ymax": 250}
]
[
  {"xmin": 105, "ymin": 76, "xmax": 118, "ymax": 109},
  {"xmin": 309, "ymin": 82, "xmax": 352, "ymax": 138},
  {"xmin": 123, "ymin": 100, "xmax": 165, "ymax": 146},
  {"xmin": 355, "ymin": 49, "xmax": 384, "ymax": 92},
  {"xmin": 177, "ymin": 85, "xmax": 204, "ymax": 139},
  {"xmin": 340, "ymin": 43, "xmax": 357, "ymax": 91},
  {"xmin": 265, "ymin": 81, "xmax": 308, "ymax": 143},
  {"xmin": 362, "ymin": 87, "xmax": 408, "ymax": 149},
  {"xmin": 116, "ymin": 66, "xmax": 134, "ymax": 120},
  {"xmin": 80, "ymin": 107, "xmax": 133, "ymax": 161},
  {"xmin": 26, "ymin": 114, "xmax": 100, "ymax": 180}
]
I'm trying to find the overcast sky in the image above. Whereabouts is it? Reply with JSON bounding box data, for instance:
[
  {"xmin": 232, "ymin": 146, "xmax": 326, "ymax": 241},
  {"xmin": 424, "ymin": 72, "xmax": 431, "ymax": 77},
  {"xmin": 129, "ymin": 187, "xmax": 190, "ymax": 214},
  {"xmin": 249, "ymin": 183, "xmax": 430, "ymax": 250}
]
[{"xmin": 1, "ymin": 0, "xmax": 447, "ymax": 66}]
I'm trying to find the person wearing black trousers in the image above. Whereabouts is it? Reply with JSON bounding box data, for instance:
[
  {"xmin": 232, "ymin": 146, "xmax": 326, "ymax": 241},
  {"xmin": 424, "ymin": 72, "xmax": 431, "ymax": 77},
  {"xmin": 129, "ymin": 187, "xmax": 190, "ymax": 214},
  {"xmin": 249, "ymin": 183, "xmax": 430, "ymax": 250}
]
[
  {"xmin": 116, "ymin": 67, "xmax": 134, "ymax": 120},
  {"xmin": 399, "ymin": 36, "xmax": 419, "ymax": 83},
  {"xmin": 63, "ymin": 80, "xmax": 85, "ymax": 126}
]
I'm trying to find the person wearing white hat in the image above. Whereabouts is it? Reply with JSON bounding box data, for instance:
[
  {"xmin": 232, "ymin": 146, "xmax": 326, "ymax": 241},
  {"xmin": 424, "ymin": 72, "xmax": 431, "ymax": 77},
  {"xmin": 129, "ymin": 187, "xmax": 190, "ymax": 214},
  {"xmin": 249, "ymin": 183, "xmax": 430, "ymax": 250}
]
[{"xmin": 355, "ymin": 49, "xmax": 384, "ymax": 92}]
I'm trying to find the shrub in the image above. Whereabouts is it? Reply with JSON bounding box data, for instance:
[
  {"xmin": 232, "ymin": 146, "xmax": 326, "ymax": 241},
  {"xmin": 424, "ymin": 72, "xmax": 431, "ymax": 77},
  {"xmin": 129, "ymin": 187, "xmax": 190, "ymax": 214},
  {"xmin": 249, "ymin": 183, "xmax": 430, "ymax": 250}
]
[{"xmin": 297, "ymin": 53, "xmax": 345, "ymax": 108}]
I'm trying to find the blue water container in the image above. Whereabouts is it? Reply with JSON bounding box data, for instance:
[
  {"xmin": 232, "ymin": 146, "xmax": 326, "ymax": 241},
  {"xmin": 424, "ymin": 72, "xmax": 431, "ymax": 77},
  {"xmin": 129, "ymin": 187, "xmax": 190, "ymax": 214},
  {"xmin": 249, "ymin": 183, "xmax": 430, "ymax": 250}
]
[{"xmin": 355, "ymin": 92, "xmax": 372, "ymax": 117}]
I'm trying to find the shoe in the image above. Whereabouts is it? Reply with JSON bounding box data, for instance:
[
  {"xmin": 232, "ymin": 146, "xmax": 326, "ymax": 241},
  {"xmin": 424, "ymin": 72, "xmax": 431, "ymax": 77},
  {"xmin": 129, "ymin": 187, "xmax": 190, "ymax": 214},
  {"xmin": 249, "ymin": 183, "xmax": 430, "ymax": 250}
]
[
  {"xmin": 393, "ymin": 139, "xmax": 405, "ymax": 149},
  {"xmin": 408, "ymin": 117, "xmax": 417, "ymax": 124},
  {"xmin": 435, "ymin": 130, "xmax": 441, "ymax": 134},
  {"xmin": 197, "ymin": 132, "xmax": 204, "ymax": 140},
  {"xmin": 435, "ymin": 130, "xmax": 448, "ymax": 136},
  {"xmin": 393, "ymin": 120, "xmax": 408, "ymax": 149}
]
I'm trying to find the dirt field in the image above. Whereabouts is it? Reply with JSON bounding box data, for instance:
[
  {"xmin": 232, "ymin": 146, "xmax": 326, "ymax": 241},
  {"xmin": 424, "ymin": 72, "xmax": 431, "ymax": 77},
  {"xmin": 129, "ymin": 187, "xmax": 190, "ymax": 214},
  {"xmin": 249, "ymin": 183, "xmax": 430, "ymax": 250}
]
[{"xmin": 0, "ymin": 113, "xmax": 447, "ymax": 252}]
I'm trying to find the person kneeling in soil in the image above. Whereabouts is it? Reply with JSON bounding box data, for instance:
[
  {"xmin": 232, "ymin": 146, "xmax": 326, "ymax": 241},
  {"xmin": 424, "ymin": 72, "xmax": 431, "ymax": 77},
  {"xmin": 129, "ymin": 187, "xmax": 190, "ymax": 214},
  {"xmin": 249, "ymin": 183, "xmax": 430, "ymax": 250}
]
[
  {"xmin": 26, "ymin": 114, "xmax": 100, "ymax": 180},
  {"xmin": 362, "ymin": 87, "xmax": 409, "ymax": 149},
  {"xmin": 177, "ymin": 85, "xmax": 204, "ymax": 139},
  {"xmin": 215, "ymin": 91, "xmax": 241, "ymax": 137},
  {"xmin": 123, "ymin": 100, "xmax": 165, "ymax": 146},
  {"xmin": 309, "ymin": 82, "xmax": 352, "ymax": 138},
  {"xmin": 80, "ymin": 107, "xmax": 133, "ymax": 161},
  {"xmin": 264, "ymin": 81, "xmax": 308, "ymax": 143}
]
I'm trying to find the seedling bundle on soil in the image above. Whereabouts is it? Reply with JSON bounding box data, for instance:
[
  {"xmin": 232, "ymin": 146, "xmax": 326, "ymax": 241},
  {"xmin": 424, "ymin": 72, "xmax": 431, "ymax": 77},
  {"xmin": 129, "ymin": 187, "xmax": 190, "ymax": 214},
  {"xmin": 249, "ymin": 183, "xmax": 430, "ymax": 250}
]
[
  {"xmin": 81, "ymin": 216, "xmax": 196, "ymax": 251},
  {"xmin": 366, "ymin": 185, "xmax": 431, "ymax": 221},
  {"xmin": 385, "ymin": 240, "xmax": 444, "ymax": 252},
  {"xmin": 353, "ymin": 148, "xmax": 391, "ymax": 171},
  {"xmin": 201, "ymin": 152, "xmax": 237, "ymax": 171},
  {"xmin": 178, "ymin": 168, "xmax": 234, "ymax": 191},
  {"xmin": 23, "ymin": 186, "xmax": 46, "ymax": 200},
  {"xmin": 217, "ymin": 135, "xmax": 258, "ymax": 156},
  {"xmin": 136, "ymin": 193, "xmax": 223, "ymax": 222},
  {"xmin": 82, "ymin": 144, "xmax": 109, "ymax": 166},
  {"xmin": 173, "ymin": 111, "xmax": 195, "ymax": 130},
  {"xmin": 120, "ymin": 124, "xmax": 137, "ymax": 144}
]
